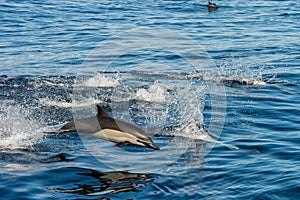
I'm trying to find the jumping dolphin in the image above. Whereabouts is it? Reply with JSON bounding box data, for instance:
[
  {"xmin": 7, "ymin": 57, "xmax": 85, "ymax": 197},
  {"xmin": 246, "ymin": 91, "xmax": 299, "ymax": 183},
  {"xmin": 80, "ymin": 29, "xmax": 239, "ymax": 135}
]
[{"xmin": 59, "ymin": 105, "xmax": 159, "ymax": 150}]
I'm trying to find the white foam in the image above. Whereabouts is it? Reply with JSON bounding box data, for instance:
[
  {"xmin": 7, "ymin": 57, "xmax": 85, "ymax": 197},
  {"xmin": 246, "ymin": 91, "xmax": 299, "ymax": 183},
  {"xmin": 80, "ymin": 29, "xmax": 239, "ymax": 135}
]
[
  {"xmin": 41, "ymin": 79, "xmax": 66, "ymax": 87},
  {"xmin": 78, "ymin": 74, "xmax": 120, "ymax": 87},
  {"xmin": 39, "ymin": 98, "xmax": 73, "ymax": 108},
  {"xmin": 251, "ymin": 80, "xmax": 267, "ymax": 86},
  {"xmin": 135, "ymin": 81, "xmax": 168, "ymax": 103}
]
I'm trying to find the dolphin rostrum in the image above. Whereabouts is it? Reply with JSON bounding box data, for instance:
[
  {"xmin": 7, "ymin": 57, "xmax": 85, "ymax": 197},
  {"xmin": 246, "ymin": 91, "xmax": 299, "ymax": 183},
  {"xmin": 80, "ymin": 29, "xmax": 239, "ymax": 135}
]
[{"xmin": 59, "ymin": 105, "xmax": 159, "ymax": 150}]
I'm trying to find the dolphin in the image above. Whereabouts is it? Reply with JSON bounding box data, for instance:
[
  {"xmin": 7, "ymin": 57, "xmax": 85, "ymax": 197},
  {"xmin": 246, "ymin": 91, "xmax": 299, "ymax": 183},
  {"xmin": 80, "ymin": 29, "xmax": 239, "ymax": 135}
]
[
  {"xmin": 207, "ymin": 2, "xmax": 218, "ymax": 9},
  {"xmin": 59, "ymin": 105, "xmax": 159, "ymax": 150},
  {"xmin": 202, "ymin": 2, "xmax": 218, "ymax": 12}
]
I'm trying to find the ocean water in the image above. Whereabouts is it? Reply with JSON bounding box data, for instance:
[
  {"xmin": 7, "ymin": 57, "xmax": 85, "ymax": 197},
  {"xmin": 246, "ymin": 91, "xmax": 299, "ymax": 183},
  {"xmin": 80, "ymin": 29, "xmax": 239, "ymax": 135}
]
[{"xmin": 1, "ymin": 0, "xmax": 299, "ymax": 199}]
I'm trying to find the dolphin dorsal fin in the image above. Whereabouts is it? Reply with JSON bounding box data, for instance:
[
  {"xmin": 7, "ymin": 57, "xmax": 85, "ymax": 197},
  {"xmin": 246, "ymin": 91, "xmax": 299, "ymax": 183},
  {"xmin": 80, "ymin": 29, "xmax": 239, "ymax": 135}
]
[{"xmin": 96, "ymin": 105, "xmax": 111, "ymax": 118}]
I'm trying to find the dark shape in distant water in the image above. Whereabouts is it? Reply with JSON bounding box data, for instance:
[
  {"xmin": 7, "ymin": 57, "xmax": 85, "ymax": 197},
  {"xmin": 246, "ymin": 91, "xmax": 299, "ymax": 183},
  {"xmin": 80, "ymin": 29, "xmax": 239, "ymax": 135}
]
[
  {"xmin": 208, "ymin": 2, "xmax": 218, "ymax": 8},
  {"xmin": 206, "ymin": 2, "xmax": 218, "ymax": 12},
  {"xmin": 279, "ymin": 13, "xmax": 289, "ymax": 16}
]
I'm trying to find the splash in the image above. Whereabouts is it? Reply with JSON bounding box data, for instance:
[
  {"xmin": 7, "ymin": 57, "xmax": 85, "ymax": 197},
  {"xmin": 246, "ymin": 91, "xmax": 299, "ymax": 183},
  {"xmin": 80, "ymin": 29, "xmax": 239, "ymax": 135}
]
[
  {"xmin": 39, "ymin": 98, "xmax": 74, "ymax": 108},
  {"xmin": 210, "ymin": 58, "xmax": 276, "ymax": 86},
  {"xmin": 124, "ymin": 78, "xmax": 213, "ymax": 142},
  {"xmin": 39, "ymin": 97, "xmax": 102, "ymax": 108},
  {"xmin": 135, "ymin": 81, "xmax": 168, "ymax": 103},
  {"xmin": 161, "ymin": 84, "xmax": 216, "ymax": 142},
  {"xmin": 0, "ymin": 103, "xmax": 44, "ymax": 150}
]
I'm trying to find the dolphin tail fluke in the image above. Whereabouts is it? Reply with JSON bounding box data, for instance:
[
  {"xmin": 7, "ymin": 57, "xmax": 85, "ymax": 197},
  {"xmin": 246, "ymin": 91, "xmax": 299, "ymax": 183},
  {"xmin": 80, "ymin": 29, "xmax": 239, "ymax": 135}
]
[
  {"xmin": 43, "ymin": 129, "xmax": 71, "ymax": 134},
  {"xmin": 43, "ymin": 131, "xmax": 59, "ymax": 134},
  {"xmin": 58, "ymin": 121, "xmax": 77, "ymax": 134}
]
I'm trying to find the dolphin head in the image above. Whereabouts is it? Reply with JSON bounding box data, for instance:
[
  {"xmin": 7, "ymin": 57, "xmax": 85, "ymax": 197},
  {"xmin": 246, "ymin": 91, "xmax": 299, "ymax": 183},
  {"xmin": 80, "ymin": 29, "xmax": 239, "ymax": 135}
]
[
  {"xmin": 113, "ymin": 119, "xmax": 160, "ymax": 150},
  {"xmin": 96, "ymin": 105, "xmax": 160, "ymax": 150}
]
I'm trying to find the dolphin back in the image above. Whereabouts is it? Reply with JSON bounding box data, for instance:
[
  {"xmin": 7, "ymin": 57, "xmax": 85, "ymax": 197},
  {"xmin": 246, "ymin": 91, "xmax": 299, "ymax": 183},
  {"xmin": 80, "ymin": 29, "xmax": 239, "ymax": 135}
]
[{"xmin": 59, "ymin": 116, "xmax": 102, "ymax": 134}]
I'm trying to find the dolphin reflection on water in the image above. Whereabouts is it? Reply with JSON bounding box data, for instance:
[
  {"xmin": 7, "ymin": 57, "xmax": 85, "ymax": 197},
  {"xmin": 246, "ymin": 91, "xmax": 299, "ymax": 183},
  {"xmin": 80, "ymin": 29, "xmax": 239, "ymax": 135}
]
[
  {"xmin": 54, "ymin": 167, "xmax": 154, "ymax": 195},
  {"xmin": 58, "ymin": 105, "xmax": 159, "ymax": 150}
]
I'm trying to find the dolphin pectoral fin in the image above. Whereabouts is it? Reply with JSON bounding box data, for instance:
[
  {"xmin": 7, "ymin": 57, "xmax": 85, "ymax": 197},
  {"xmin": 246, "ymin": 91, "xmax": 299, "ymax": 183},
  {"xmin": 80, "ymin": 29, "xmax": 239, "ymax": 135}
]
[
  {"xmin": 114, "ymin": 140, "xmax": 160, "ymax": 150},
  {"xmin": 115, "ymin": 141, "xmax": 130, "ymax": 148}
]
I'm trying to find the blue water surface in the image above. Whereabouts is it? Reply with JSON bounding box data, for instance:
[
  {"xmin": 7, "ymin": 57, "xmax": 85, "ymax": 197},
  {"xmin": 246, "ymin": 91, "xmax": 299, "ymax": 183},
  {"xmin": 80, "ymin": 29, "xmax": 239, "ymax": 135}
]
[{"xmin": 0, "ymin": 0, "xmax": 299, "ymax": 199}]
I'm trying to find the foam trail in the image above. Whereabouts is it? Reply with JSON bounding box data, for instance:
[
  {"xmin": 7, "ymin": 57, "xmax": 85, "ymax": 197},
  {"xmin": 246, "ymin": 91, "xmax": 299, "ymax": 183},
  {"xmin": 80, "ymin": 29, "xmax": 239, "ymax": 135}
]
[
  {"xmin": 39, "ymin": 97, "xmax": 102, "ymax": 108},
  {"xmin": 165, "ymin": 127, "xmax": 239, "ymax": 150}
]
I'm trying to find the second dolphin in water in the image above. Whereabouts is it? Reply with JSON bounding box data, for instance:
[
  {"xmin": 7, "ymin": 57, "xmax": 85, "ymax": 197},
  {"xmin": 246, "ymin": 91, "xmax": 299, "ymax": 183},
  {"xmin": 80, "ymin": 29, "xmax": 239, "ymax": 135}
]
[{"xmin": 59, "ymin": 105, "xmax": 159, "ymax": 150}]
